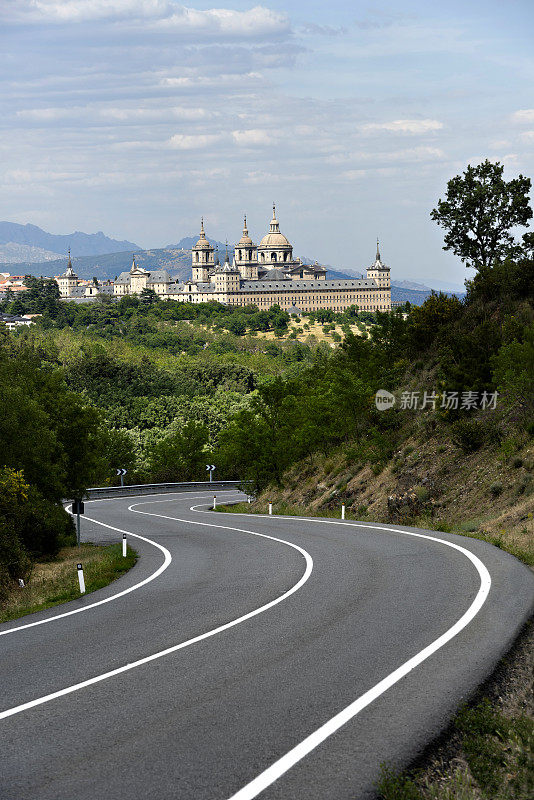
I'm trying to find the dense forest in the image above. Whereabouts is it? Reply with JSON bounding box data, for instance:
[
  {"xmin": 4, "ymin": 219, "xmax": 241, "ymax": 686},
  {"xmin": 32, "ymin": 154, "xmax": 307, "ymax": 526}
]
[{"xmin": 1, "ymin": 160, "xmax": 533, "ymax": 595}]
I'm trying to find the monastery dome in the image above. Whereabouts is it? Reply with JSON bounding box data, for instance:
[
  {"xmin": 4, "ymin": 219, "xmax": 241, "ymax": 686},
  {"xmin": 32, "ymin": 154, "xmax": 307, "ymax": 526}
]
[
  {"xmin": 258, "ymin": 204, "xmax": 291, "ymax": 249},
  {"xmin": 259, "ymin": 231, "xmax": 291, "ymax": 248}
]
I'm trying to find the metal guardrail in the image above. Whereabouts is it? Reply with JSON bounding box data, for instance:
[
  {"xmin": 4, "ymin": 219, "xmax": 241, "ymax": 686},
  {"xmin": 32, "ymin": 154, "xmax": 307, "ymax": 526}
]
[{"xmin": 84, "ymin": 480, "xmax": 243, "ymax": 501}]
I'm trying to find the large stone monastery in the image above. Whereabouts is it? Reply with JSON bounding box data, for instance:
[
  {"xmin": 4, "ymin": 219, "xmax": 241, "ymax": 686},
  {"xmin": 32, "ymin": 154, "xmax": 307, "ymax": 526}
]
[{"xmin": 58, "ymin": 207, "xmax": 391, "ymax": 313}]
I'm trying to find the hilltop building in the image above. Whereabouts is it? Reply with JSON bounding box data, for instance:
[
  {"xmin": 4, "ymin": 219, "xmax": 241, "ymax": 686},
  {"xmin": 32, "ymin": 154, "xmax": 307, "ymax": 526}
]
[
  {"xmin": 179, "ymin": 206, "xmax": 390, "ymax": 313},
  {"xmin": 58, "ymin": 207, "xmax": 392, "ymax": 313}
]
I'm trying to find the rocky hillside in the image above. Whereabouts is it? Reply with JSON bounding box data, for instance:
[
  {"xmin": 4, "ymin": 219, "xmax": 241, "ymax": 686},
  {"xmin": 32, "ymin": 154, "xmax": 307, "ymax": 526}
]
[{"xmin": 251, "ymin": 414, "xmax": 534, "ymax": 564}]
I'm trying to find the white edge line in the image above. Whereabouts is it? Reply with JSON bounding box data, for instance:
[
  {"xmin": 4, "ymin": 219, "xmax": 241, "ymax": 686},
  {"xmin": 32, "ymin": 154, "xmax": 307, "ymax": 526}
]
[
  {"xmin": 195, "ymin": 509, "xmax": 491, "ymax": 800},
  {"xmin": 0, "ymin": 491, "xmax": 238, "ymax": 637},
  {"xmin": 0, "ymin": 498, "xmax": 313, "ymax": 721}
]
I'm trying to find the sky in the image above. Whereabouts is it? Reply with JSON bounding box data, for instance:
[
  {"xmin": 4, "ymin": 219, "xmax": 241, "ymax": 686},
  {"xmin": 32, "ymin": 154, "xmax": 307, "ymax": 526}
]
[{"xmin": 1, "ymin": 0, "xmax": 534, "ymax": 287}]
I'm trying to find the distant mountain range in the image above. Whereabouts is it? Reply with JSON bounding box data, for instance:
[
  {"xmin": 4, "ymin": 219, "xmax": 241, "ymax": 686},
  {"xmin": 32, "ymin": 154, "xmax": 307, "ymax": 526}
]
[
  {"xmin": 0, "ymin": 223, "xmax": 464, "ymax": 305},
  {"xmin": 0, "ymin": 222, "xmax": 139, "ymax": 261}
]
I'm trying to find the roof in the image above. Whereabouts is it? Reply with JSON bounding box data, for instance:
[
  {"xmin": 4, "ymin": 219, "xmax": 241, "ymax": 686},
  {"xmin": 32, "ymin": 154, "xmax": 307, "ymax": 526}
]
[
  {"xmin": 239, "ymin": 279, "xmax": 379, "ymax": 291},
  {"xmin": 147, "ymin": 270, "xmax": 172, "ymax": 284},
  {"xmin": 262, "ymin": 268, "xmax": 290, "ymax": 280}
]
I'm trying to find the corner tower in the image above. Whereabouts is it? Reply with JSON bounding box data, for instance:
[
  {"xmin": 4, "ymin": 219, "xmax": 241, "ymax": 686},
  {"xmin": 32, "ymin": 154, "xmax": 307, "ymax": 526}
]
[
  {"xmin": 366, "ymin": 239, "xmax": 391, "ymax": 289},
  {"xmin": 57, "ymin": 248, "xmax": 79, "ymax": 297}
]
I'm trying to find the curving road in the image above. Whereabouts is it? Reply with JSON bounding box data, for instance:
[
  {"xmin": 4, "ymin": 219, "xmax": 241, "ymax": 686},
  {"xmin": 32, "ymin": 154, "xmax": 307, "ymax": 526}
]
[{"xmin": 1, "ymin": 490, "xmax": 533, "ymax": 800}]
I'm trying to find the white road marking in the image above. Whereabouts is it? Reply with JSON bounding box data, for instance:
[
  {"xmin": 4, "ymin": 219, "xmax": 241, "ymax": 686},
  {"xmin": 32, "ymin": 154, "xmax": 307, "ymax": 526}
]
[
  {"xmin": 0, "ymin": 491, "xmax": 237, "ymax": 637},
  {"xmin": 199, "ymin": 510, "xmax": 492, "ymax": 800},
  {"xmin": 0, "ymin": 499, "xmax": 313, "ymax": 720}
]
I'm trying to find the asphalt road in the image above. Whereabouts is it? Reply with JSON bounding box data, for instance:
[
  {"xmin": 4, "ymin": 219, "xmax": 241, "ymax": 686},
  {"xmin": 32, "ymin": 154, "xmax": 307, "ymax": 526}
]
[{"xmin": 1, "ymin": 490, "xmax": 533, "ymax": 800}]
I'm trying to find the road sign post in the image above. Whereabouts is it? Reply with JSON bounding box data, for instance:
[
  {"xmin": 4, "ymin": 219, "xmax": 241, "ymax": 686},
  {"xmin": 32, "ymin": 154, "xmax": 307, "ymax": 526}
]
[
  {"xmin": 117, "ymin": 468, "xmax": 127, "ymax": 487},
  {"xmin": 206, "ymin": 464, "xmax": 216, "ymax": 483}
]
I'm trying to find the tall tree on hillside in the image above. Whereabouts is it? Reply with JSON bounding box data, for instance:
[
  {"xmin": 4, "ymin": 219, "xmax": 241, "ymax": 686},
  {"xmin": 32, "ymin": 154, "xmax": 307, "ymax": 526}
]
[{"xmin": 430, "ymin": 160, "xmax": 532, "ymax": 269}]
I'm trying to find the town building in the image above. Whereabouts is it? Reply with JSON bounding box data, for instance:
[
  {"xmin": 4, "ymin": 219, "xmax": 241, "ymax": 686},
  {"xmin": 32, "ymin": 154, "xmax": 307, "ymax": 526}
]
[{"xmin": 0, "ymin": 313, "xmax": 35, "ymax": 331}]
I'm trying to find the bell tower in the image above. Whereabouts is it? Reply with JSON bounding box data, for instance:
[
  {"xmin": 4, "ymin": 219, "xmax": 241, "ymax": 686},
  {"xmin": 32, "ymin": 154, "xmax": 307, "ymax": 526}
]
[
  {"xmin": 234, "ymin": 215, "xmax": 258, "ymax": 280},
  {"xmin": 192, "ymin": 218, "xmax": 214, "ymax": 283}
]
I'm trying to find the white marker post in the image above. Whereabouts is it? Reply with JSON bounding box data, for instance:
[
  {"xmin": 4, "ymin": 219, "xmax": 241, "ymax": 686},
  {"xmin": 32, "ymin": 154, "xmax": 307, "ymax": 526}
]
[
  {"xmin": 213, "ymin": 495, "xmax": 217, "ymax": 510},
  {"xmin": 269, "ymin": 503, "xmax": 273, "ymax": 515},
  {"xmin": 341, "ymin": 504, "xmax": 345, "ymax": 520},
  {"xmin": 122, "ymin": 534, "xmax": 127, "ymax": 558},
  {"xmin": 248, "ymin": 496, "xmax": 251, "ymax": 504},
  {"xmin": 77, "ymin": 563, "xmax": 86, "ymax": 594}
]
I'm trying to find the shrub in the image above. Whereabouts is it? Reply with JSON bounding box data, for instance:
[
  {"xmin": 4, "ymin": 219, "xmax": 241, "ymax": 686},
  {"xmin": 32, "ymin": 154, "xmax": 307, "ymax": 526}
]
[
  {"xmin": 451, "ymin": 418, "xmax": 487, "ymax": 453},
  {"xmin": 413, "ymin": 486, "xmax": 430, "ymax": 503},
  {"xmin": 490, "ymin": 481, "xmax": 504, "ymax": 497}
]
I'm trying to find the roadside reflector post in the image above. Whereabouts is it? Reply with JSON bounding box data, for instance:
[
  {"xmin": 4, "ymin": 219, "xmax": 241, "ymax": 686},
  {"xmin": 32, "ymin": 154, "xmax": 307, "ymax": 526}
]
[
  {"xmin": 122, "ymin": 533, "xmax": 127, "ymax": 557},
  {"xmin": 341, "ymin": 503, "xmax": 345, "ymax": 520},
  {"xmin": 77, "ymin": 563, "xmax": 85, "ymax": 594},
  {"xmin": 213, "ymin": 495, "xmax": 217, "ymax": 510},
  {"xmin": 248, "ymin": 496, "xmax": 251, "ymax": 504},
  {"xmin": 269, "ymin": 503, "xmax": 273, "ymax": 515}
]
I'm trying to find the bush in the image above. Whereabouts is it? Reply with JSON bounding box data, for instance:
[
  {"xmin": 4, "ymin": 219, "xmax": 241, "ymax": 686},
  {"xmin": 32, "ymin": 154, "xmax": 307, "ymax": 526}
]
[
  {"xmin": 451, "ymin": 418, "xmax": 487, "ymax": 453},
  {"xmin": 490, "ymin": 481, "xmax": 504, "ymax": 497}
]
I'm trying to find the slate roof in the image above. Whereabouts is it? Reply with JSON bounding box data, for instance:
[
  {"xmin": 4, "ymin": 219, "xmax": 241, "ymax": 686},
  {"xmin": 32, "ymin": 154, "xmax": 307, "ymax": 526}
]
[{"xmin": 238, "ymin": 279, "xmax": 378, "ymax": 291}]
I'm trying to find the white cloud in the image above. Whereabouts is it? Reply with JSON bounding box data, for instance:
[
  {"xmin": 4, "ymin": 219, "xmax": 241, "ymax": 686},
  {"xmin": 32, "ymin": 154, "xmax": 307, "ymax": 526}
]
[
  {"xmin": 5, "ymin": 1, "xmax": 290, "ymax": 37},
  {"xmin": 168, "ymin": 133, "xmax": 221, "ymax": 149},
  {"xmin": 361, "ymin": 119, "xmax": 444, "ymax": 134},
  {"xmin": 511, "ymin": 109, "xmax": 534, "ymax": 124},
  {"xmin": 520, "ymin": 131, "xmax": 534, "ymax": 142},
  {"xmin": 232, "ymin": 128, "xmax": 273, "ymax": 146}
]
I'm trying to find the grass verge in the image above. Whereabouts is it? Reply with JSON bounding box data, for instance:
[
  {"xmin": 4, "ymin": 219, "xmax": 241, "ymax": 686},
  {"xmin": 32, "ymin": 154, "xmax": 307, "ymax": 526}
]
[
  {"xmin": 376, "ymin": 620, "xmax": 534, "ymax": 800},
  {"xmin": 0, "ymin": 543, "xmax": 137, "ymax": 624}
]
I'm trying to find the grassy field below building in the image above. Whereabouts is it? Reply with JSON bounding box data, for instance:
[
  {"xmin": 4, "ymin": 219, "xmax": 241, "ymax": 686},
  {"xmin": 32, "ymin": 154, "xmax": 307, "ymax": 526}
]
[{"xmin": 0, "ymin": 543, "xmax": 137, "ymax": 624}]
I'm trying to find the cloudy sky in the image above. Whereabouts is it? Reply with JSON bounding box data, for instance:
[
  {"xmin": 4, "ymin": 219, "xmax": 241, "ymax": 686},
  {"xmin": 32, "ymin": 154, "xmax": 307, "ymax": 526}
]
[{"xmin": 2, "ymin": 0, "xmax": 533, "ymax": 285}]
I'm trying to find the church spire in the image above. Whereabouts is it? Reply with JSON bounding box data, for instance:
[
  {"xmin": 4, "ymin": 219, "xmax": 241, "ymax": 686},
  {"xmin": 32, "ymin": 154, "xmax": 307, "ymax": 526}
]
[
  {"xmin": 376, "ymin": 238, "xmax": 381, "ymax": 262},
  {"xmin": 65, "ymin": 247, "xmax": 75, "ymax": 277},
  {"xmin": 130, "ymin": 254, "xmax": 137, "ymax": 273},
  {"xmin": 270, "ymin": 202, "xmax": 280, "ymax": 233},
  {"xmin": 243, "ymin": 214, "xmax": 248, "ymax": 235}
]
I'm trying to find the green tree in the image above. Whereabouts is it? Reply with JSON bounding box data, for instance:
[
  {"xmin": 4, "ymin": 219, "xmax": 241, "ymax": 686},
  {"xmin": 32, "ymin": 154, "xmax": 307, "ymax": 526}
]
[
  {"xmin": 430, "ymin": 160, "xmax": 532, "ymax": 270},
  {"xmin": 492, "ymin": 323, "xmax": 534, "ymax": 414},
  {"xmin": 147, "ymin": 421, "xmax": 209, "ymax": 482}
]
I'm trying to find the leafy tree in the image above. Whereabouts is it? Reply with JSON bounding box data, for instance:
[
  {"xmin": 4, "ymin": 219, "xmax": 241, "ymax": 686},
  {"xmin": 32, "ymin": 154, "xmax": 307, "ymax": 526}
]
[
  {"xmin": 147, "ymin": 421, "xmax": 209, "ymax": 482},
  {"xmin": 430, "ymin": 160, "xmax": 532, "ymax": 270},
  {"xmin": 492, "ymin": 323, "xmax": 534, "ymax": 414},
  {"xmin": 139, "ymin": 287, "xmax": 159, "ymax": 305}
]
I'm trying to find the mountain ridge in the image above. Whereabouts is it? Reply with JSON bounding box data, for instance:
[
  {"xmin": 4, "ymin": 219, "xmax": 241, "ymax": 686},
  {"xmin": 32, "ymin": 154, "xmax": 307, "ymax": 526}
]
[{"xmin": 0, "ymin": 222, "xmax": 139, "ymax": 258}]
